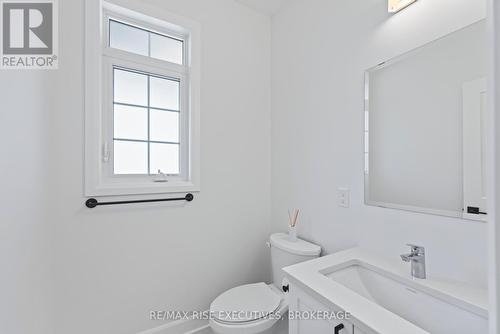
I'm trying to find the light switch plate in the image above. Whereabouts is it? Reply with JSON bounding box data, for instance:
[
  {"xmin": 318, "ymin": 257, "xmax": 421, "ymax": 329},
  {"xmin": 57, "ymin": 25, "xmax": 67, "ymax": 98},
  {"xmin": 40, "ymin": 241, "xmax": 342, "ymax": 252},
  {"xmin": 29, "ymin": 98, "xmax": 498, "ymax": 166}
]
[{"xmin": 337, "ymin": 188, "xmax": 350, "ymax": 208}]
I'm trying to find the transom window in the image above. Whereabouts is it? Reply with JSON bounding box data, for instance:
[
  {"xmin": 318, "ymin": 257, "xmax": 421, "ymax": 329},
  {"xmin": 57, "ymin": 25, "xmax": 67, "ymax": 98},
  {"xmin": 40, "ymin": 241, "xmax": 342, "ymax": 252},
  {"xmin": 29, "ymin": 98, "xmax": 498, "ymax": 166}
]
[{"xmin": 109, "ymin": 19, "xmax": 184, "ymax": 65}]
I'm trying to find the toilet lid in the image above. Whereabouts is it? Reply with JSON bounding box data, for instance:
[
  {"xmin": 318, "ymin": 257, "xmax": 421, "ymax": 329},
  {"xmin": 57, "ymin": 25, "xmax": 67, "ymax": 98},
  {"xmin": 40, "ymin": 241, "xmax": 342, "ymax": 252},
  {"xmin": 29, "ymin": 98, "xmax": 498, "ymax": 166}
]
[{"xmin": 210, "ymin": 283, "xmax": 281, "ymax": 323}]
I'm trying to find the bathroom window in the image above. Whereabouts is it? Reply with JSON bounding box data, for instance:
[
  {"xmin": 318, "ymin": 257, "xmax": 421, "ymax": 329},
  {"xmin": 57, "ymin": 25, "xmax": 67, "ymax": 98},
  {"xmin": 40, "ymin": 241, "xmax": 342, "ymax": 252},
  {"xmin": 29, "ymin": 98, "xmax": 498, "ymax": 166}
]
[
  {"xmin": 112, "ymin": 68, "xmax": 182, "ymax": 175},
  {"xmin": 85, "ymin": 1, "xmax": 200, "ymax": 196}
]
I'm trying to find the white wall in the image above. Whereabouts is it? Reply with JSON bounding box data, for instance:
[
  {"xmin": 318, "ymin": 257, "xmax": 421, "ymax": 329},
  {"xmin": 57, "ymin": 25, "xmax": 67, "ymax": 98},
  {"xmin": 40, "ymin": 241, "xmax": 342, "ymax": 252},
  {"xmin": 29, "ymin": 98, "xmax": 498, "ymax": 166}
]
[
  {"xmin": 53, "ymin": 1, "xmax": 273, "ymax": 333},
  {"xmin": 271, "ymin": 0, "xmax": 489, "ymax": 287},
  {"xmin": 0, "ymin": 73, "xmax": 54, "ymax": 332}
]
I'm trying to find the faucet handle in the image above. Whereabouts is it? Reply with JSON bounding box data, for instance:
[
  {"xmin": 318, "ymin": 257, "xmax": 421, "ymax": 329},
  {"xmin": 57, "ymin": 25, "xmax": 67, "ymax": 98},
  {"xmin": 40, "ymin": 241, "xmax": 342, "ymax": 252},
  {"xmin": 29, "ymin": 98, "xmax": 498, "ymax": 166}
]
[{"xmin": 406, "ymin": 244, "xmax": 425, "ymax": 254}]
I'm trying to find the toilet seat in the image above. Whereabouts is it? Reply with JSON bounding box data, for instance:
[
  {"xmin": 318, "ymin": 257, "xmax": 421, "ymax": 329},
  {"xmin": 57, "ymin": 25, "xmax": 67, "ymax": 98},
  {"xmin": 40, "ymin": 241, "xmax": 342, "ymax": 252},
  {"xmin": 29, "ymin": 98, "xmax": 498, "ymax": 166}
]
[
  {"xmin": 211, "ymin": 283, "xmax": 281, "ymax": 323},
  {"xmin": 209, "ymin": 284, "xmax": 288, "ymax": 334}
]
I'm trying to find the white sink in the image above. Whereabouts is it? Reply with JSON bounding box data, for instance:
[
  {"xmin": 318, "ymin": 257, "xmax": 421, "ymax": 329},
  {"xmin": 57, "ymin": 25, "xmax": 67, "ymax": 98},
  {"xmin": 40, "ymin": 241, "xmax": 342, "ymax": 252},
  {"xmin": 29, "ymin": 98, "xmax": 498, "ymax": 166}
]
[
  {"xmin": 283, "ymin": 248, "xmax": 489, "ymax": 334},
  {"xmin": 326, "ymin": 262, "xmax": 488, "ymax": 334}
]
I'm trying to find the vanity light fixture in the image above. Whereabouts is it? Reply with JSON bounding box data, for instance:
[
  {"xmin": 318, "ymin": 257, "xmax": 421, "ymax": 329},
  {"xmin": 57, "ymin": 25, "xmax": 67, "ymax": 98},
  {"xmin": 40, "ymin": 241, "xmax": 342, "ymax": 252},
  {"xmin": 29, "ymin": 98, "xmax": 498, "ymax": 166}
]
[{"xmin": 388, "ymin": 0, "xmax": 417, "ymax": 13}]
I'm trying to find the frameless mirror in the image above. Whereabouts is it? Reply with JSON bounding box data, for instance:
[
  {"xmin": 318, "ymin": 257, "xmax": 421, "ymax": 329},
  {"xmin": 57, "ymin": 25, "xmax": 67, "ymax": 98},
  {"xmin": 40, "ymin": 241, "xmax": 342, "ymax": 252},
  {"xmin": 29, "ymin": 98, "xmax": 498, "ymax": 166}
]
[{"xmin": 364, "ymin": 20, "xmax": 487, "ymax": 221}]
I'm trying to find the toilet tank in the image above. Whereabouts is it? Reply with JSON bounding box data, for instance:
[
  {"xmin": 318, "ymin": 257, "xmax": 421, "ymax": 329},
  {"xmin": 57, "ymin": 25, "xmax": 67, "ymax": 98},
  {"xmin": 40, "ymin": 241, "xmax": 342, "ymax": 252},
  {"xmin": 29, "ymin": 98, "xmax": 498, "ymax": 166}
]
[{"xmin": 269, "ymin": 233, "xmax": 321, "ymax": 289}]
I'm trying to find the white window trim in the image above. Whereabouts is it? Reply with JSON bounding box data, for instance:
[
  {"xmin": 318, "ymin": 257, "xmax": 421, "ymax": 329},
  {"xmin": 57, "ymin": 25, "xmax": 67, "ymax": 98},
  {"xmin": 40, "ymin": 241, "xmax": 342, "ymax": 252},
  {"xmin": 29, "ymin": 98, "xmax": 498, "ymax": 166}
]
[{"xmin": 84, "ymin": 0, "xmax": 201, "ymax": 197}]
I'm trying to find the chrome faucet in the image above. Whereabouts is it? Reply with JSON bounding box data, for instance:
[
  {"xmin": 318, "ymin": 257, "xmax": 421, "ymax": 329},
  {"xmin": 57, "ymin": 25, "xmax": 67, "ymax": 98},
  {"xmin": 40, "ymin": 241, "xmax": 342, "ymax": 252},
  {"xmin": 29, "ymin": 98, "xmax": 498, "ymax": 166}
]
[{"xmin": 400, "ymin": 244, "xmax": 426, "ymax": 279}]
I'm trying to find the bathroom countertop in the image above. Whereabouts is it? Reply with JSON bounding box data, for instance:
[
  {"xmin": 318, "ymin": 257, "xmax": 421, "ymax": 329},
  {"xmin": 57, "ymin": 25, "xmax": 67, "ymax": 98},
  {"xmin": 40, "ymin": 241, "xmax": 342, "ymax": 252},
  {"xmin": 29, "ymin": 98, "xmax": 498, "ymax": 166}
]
[{"xmin": 283, "ymin": 247, "xmax": 488, "ymax": 334}]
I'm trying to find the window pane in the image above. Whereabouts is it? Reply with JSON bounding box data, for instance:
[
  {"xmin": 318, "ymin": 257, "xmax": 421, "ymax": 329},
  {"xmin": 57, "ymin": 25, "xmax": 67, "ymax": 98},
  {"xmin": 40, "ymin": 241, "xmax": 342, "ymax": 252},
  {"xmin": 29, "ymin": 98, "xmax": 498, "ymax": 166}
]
[
  {"xmin": 150, "ymin": 143, "xmax": 179, "ymax": 175},
  {"xmin": 150, "ymin": 110, "xmax": 179, "ymax": 143},
  {"xmin": 114, "ymin": 140, "xmax": 148, "ymax": 174},
  {"xmin": 150, "ymin": 76, "xmax": 179, "ymax": 110},
  {"xmin": 109, "ymin": 20, "xmax": 149, "ymax": 56},
  {"xmin": 114, "ymin": 105, "xmax": 148, "ymax": 140},
  {"xmin": 114, "ymin": 69, "xmax": 148, "ymax": 106},
  {"xmin": 150, "ymin": 33, "xmax": 183, "ymax": 64}
]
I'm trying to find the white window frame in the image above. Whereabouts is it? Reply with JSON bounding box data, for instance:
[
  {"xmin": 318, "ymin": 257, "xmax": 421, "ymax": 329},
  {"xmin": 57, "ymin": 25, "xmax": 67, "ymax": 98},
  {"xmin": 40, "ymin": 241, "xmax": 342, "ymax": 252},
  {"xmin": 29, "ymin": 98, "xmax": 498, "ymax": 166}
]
[{"xmin": 85, "ymin": 0, "xmax": 200, "ymax": 197}]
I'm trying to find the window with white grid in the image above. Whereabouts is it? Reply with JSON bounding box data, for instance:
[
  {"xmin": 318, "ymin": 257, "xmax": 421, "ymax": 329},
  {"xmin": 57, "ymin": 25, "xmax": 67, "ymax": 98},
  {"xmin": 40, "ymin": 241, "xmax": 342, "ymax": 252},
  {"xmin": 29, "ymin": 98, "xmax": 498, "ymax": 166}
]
[
  {"xmin": 107, "ymin": 18, "xmax": 187, "ymax": 177},
  {"xmin": 84, "ymin": 1, "xmax": 200, "ymax": 197}
]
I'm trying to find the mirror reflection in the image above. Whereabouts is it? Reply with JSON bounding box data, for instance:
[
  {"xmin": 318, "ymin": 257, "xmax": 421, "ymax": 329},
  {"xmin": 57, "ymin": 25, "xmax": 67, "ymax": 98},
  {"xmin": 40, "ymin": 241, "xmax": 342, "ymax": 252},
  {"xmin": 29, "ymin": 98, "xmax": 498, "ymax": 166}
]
[{"xmin": 365, "ymin": 20, "xmax": 487, "ymax": 220}]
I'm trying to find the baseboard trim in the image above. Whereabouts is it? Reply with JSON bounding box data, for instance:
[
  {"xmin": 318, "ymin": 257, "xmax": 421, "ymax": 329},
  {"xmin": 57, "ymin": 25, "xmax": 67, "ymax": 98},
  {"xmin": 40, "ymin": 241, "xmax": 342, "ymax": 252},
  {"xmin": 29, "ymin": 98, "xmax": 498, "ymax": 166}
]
[{"xmin": 137, "ymin": 316, "xmax": 210, "ymax": 334}]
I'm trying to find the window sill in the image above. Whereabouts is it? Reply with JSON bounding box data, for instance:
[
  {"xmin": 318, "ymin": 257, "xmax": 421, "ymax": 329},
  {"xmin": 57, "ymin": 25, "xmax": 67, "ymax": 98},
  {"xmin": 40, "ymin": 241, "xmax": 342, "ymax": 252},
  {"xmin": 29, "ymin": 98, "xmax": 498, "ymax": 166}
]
[{"xmin": 85, "ymin": 180, "xmax": 200, "ymax": 197}]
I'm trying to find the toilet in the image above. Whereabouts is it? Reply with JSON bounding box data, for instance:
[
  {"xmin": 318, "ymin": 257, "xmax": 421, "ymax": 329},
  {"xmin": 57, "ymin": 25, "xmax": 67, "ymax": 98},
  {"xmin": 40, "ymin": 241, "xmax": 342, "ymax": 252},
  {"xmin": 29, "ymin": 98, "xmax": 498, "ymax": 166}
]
[{"xmin": 209, "ymin": 233, "xmax": 321, "ymax": 334}]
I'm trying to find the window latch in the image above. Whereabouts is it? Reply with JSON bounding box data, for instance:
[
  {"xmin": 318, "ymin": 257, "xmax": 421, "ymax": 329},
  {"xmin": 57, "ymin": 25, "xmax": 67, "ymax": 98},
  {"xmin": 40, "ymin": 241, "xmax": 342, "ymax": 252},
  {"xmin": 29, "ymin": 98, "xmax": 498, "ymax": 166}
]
[
  {"xmin": 103, "ymin": 142, "xmax": 110, "ymax": 163},
  {"xmin": 154, "ymin": 170, "xmax": 168, "ymax": 183}
]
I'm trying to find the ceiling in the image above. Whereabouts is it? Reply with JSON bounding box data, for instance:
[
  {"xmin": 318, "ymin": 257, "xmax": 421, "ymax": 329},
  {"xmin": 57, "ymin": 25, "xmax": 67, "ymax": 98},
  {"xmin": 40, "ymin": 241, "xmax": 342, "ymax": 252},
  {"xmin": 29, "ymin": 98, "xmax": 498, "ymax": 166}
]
[{"xmin": 234, "ymin": 0, "xmax": 289, "ymax": 15}]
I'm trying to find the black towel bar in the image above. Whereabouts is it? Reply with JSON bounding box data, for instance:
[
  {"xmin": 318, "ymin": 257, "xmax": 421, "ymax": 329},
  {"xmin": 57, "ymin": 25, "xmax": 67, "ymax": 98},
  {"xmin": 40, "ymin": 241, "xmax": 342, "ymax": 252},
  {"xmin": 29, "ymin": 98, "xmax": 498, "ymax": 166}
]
[{"xmin": 85, "ymin": 193, "xmax": 194, "ymax": 208}]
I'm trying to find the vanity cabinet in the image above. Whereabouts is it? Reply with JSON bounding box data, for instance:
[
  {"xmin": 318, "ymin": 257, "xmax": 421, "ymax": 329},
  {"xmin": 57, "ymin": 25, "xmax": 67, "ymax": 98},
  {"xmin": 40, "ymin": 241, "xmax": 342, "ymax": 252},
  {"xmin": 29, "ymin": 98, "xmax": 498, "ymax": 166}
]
[{"xmin": 289, "ymin": 284, "xmax": 354, "ymax": 334}]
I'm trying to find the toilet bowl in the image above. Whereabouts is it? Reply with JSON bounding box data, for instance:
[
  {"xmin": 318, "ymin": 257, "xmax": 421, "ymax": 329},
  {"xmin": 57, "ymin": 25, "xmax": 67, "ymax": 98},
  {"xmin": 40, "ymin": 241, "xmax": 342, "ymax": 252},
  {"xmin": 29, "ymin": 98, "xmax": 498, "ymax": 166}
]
[{"xmin": 209, "ymin": 233, "xmax": 321, "ymax": 334}]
